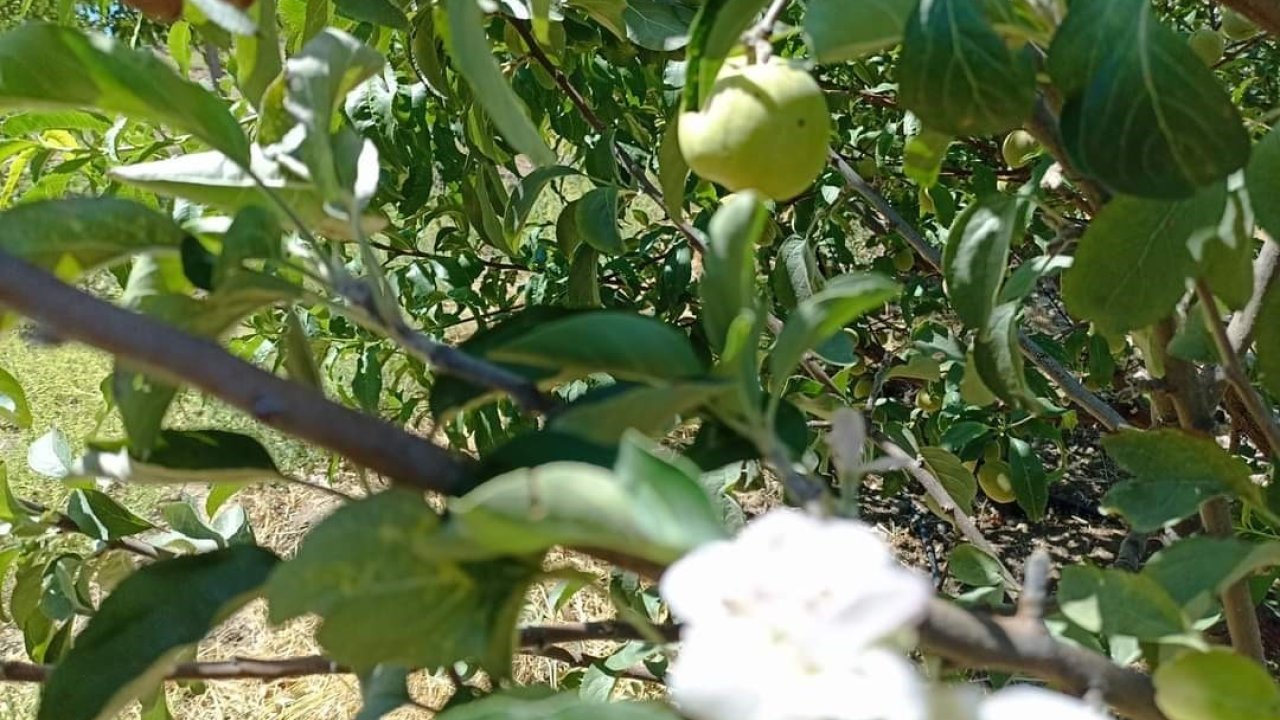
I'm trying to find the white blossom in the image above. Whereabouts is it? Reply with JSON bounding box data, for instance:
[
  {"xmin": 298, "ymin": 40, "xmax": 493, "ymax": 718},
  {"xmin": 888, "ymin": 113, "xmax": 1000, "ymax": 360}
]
[
  {"xmin": 660, "ymin": 509, "xmax": 933, "ymax": 655},
  {"xmin": 978, "ymin": 686, "xmax": 1108, "ymax": 720}
]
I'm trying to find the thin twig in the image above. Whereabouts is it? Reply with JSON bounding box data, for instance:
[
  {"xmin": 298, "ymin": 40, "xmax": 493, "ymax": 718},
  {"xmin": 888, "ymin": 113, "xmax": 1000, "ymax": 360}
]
[
  {"xmin": 1195, "ymin": 279, "xmax": 1280, "ymax": 458},
  {"xmin": 744, "ymin": 0, "xmax": 790, "ymax": 60},
  {"xmin": 876, "ymin": 438, "xmax": 1019, "ymax": 589},
  {"xmin": 828, "ymin": 151, "xmax": 1130, "ymax": 432}
]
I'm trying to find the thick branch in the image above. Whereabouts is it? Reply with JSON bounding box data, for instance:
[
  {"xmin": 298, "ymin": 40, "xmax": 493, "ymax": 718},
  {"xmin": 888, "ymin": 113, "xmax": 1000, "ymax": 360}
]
[
  {"xmin": 919, "ymin": 600, "xmax": 1165, "ymax": 720},
  {"xmin": 828, "ymin": 152, "xmax": 1129, "ymax": 432},
  {"xmin": 0, "ymin": 251, "xmax": 469, "ymax": 496},
  {"xmin": 1217, "ymin": 0, "xmax": 1280, "ymax": 36}
]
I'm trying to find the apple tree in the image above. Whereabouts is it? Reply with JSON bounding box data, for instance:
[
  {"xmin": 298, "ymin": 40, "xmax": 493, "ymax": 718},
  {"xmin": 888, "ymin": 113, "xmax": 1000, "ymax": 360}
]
[{"xmin": 0, "ymin": 0, "xmax": 1279, "ymax": 718}]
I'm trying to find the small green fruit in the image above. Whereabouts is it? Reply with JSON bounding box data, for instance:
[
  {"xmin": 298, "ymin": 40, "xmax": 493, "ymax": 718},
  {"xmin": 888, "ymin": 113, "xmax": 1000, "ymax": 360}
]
[
  {"xmin": 856, "ymin": 157, "xmax": 878, "ymax": 179},
  {"xmin": 916, "ymin": 390, "xmax": 941, "ymax": 412},
  {"xmin": 893, "ymin": 248, "xmax": 915, "ymax": 272},
  {"xmin": 853, "ymin": 377, "xmax": 873, "ymax": 400},
  {"xmin": 978, "ymin": 461, "xmax": 1017, "ymax": 503},
  {"xmin": 679, "ymin": 60, "xmax": 831, "ymax": 201},
  {"xmin": 1222, "ymin": 9, "xmax": 1257, "ymax": 41},
  {"xmin": 1188, "ymin": 28, "xmax": 1225, "ymax": 65},
  {"xmin": 1001, "ymin": 130, "xmax": 1042, "ymax": 169}
]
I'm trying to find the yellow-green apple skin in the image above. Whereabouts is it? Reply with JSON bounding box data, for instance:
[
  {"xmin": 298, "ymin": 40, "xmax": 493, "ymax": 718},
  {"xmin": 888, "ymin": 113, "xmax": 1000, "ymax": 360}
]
[{"xmin": 678, "ymin": 60, "xmax": 831, "ymax": 201}]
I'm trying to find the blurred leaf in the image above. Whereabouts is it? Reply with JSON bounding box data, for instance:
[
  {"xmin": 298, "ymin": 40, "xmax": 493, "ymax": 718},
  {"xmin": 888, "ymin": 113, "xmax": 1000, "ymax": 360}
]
[
  {"xmin": 999, "ymin": 256, "xmax": 1072, "ymax": 304},
  {"xmin": 1048, "ymin": 0, "xmax": 1249, "ymax": 199},
  {"xmin": 1154, "ymin": 649, "xmax": 1280, "ymax": 720},
  {"xmin": 1058, "ymin": 564, "xmax": 1188, "ymax": 641},
  {"xmin": 1100, "ymin": 428, "xmax": 1259, "ymax": 532},
  {"xmin": 452, "ymin": 432, "xmax": 727, "ymax": 564},
  {"xmin": 444, "ymin": 0, "xmax": 556, "ymax": 165},
  {"xmin": 771, "ymin": 235, "xmax": 823, "ymax": 312},
  {"xmin": 436, "ymin": 690, "xmax": 681, "ymax": 720},
  {"xmin": 488, "ymin": 311, "xmax": 704, "ymax": 381},
  {"xmin": 1257, "ymin": 279, "xmax": 1280, "ymax": 398},
  {"xmin": 551, "ymin": 382, "xmax": 726, "ymax": 444},
  {"xmin": 701, "ymin": 193, "xmax": 767, "ymax": 352},
  {"xmin": 903, "ymin": 128, "xmax": 951, "ymax": 189},
  {"xmin": 28, "ymin": 428, "xmax": 73, "ymax": 479},
  {"xmin": 336, "ymin": 0, "xmax": 409, "ymax": 28},
  {"xmin": 0, "ymin": 365, "xmax": 31, "ymax": 429},
  {"xmin": 1063, "ymin": 184, "xmax": 1232, "ymax": 334},
  {"xmin": 234, "ymin": 0, "xmax": 282, "ymax": 108},
  {"xmin": 38, "ymin": 546, "xmax": 279, "ymax": 720},
  {"xmin": 0, "ymin": 23, "xmax": 249, "ymax": 163},
  {"xmin": 949, "ymin": 544, "xmax": 1004, "ymax": 587},
  {"xmin": 66, "ymin": 489, "xmax": 152, "ymax": 541},
  {"xmin": 410, "ymin": 8, "xmax": 453, "ymax": 100},
  {"xmin": 566, "ymin": 245, "xmax": 602, "ymax": 309},
  {"xmin": 75, "ymin": 430, "xmax": 281, "ymax": 486},
  {"xmin": 355, "ymin": 665, "xmax": 412, "ymax": 720},
  {"xmin": 805, "ymin": 0, "xmax": 914, "ymax": 63},
  {"xmin": 353, "ymin": 346, "xmax": 384, "ymax": 414},
  {"xmin": 622, "ymin": 0, "xmax": 696, "ymax": 51},
  {"xmin": 1245, "ymin": 125, "xmax": 1280, "ymax": 241},
  {"xmin": 657, "ymin": 117, "xmax": 688, "ymax": 222},
  {"xmin": 1144, "ymin": 537, "xmax": 1280, "ymax": 620},
  {"xmin": 266, "ymin": 490, "xmax": 540, "ymax": 673},
  {"xmin": 769, "ymin": 273, "xmax": 900, "ymax": 390},
  {"xmin": 898, "ymin": 0, "xmax": 1035, "ymax": 136},
  {"xmin": 0, "ymin": 198, "xmax": 186, "ymax": 277}
]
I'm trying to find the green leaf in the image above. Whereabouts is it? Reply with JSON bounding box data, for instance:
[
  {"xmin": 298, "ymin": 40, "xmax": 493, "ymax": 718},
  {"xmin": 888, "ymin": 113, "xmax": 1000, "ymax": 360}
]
[
  {"xmin": 266, "ymin": 490, "xmax": 540, "ymax": 673},
  {"xmin": 701, "ymin": 192, "xmax": 768, "ymax": 352},
  {"xmin": 188, "ymin": 0, "xmax": 258, "ymax": 34},
  {"xmin": 566, "ymin": 187, "xmax": 626, "ymax": 256},
  {"xmin": 622, "ymin": 0, "xmax": 697, "ymax": 51},
  {"xmin": 1154, "ymin": 649, "xmax": 1280, "ymax": 720},
  {"xmin": 1245, "ymin": 126, "xmax": 1280, "ymax": 242},
  {"xmin": 769, "ymin": 273, "xmax": 900, "ymax": 389},
  {"xmin": 234, "ymin": 0, "xmax": 282, "ymax": 109},
  {"xmin": 0, "ymin": 462, "xmax": 39, "ymax": 522},
  {"xmin": 0, "ymin": 198, "xmax": 186, "ymax": 277},
  {"xmin": 38, "ymin": 546, "xmax": 279, "ymax": 720},
  {"xmin": 336, "ymin": 0, "xmax": 409, "ymax": 28},
  {"xmin": 1007, "ymin": 437, "xmax": 1048, "ymax": 521},
  {"xmin": 109, "ymin": 147, "xmax": 386, "ymax": 239},
  {"xmin": 452, "ymin": 433, "xmax": 726, "ymax": 564},
  {"xmin": 999, "ymin": 256, "xmax": 1072, "ymax": 304},
  {"xmin": 943, "ymin": 195, "xmax": 1028, "ymax": 330},
  {"xmin": 1100, "ymin": 428, "xmax": 1260, "ymax": 532},
  {"xmin": 410, "ymin": 8, "xmax": 453, "ymax": 101},
  {"xmin": 973, "ymin": 302, "xmax": 1040, "ymax": 411},
  {"xmin": 805, "ymin": 0, "xmax": 914, "ymax": 63},
  {"xmin": 0, "ymin": 23, "xmax": 249, "ymax": 164},
  {"xmin": 28, "ymin": 428, "xmax": 73, "ymax": 479},
  {"xmin": 1062, "ymin": 185, "xmax": 1231, "ymax": 333},
  {"xmin": 437, "ymin": 690, "xmax": 682, "ymax": 720},
  {"xmin": 658, "ymin": 116, "xmax": 688, "ymax": 222},
  {"xmin": 488, "ymin": 311, "xmax": 703, "ymax": 381},
  {"xmin": 1047, "ymin": 0, "xmax": 1249, "ymax": 199},
  {"xmin": 0, "ymin": 365, "xmax": 31, "ymax": 429},
  {"xmin": 682, "ymin": 0, "xmax": 769, "ymax": 108},
  {"xmin": 948, "ymin": 544, "xmax": 1004, "ymax": 587},
  {"xmin": 284, "ymin": 29, "xmax": 384, "ymax": 204},
  {"xmin": 355, "ymin": 665, "xmax": 412, "ymax": 720},
  {"xmin": 352, "ymin": 346, "xmax": 384, "ymax": 414},
  {"xmin": 920, "ymin": 446, "xmax": 977, "ymax": 514},
  {"xmin": 66, "ymin": 490, "xmax": 152, "ymax": 541},
  {"xmin": 1058, "ymin": 565, "xmax": 1189, "ymax": 641},
  {"xmin": 74, "ymin": 430, "xmax": 282, "ymax": 486},
  {"xmin": 1144, "ymin": 537, "xmax": 1280, "ymax": 620},
  {"xmin": 166, "ymin": 22, "xmax": 193, "ymax": 77},
  {"xmin": 771, "ymin": 235, "xmax": 823, "ymax": 312},
  {"xmin": 903, "ymin": 127, "xmax": 952, "ymax": 188},
  {"xmin": 504, "ymin": 166, "xmax": 578, "ymax": 247},
  {"xmin": 565, "ymin": 245, "xmax": 603, "ymax": 309},
  {"xmin": 550, "ymin": 382, "xmax": 727, "ymax": 444},
  {"xmin": 898, "ymin": 0, "xmax": 1036, "ymax": 137},
  {"xmin": 1257, "ymin": 277, "xmax": 1280, "ymax": 398},
  {"xmin": 443, "ymin": 0, "xmax": 555, "ymax": 166}
]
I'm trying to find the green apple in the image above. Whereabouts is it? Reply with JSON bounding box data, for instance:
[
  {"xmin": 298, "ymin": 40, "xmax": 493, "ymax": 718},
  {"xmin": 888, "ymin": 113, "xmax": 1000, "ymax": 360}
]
[
  {"xmin": 978, "ymin": 461, "xmax": 1016, "ymax": 503},
  {"xmin": 916, "ymin": 390, "xmax": 941, "ymax": 412},
  {"xmin": 679, "ymin": 60, "xmax": 831, "ymax": 201},
  {"xmin": 1001, "ymin": 130, "xmax": 1042, "ymax": 169},
  {"xmin": 1188, "ymin": 28, "xmax": 1225, "ymax": 65},
  {"xmin": 1222, "ymin": 9, "xmax": 1257, "ymax": 41},
  {"xmin": 893, "ymin": 248, "xmax": 915, "ymax": 272}
]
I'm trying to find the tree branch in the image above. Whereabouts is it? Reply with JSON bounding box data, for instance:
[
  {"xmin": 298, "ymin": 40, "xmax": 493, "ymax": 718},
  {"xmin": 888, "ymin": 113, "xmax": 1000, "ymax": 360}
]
[
  {"xmin": 0, "ymin": 251, "xmax": 470, "ymax": 496},
  {"xmin": 1227, "ymin": 238, "xmax": 1280, "ymax": 353},
  {"xmin": 1196, "ymin": 278, "xmax": 1280, "ymax": 459},
  {"xmin": 828, "ymin": 152, "xmax": 1130, "ymax": 432}
]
